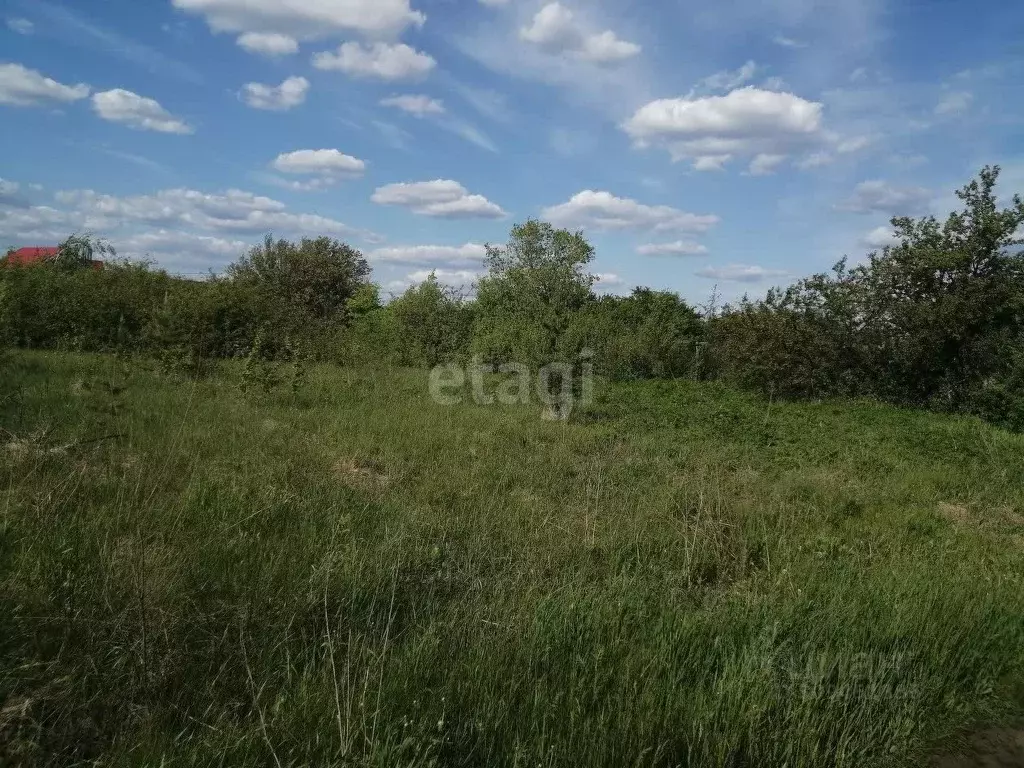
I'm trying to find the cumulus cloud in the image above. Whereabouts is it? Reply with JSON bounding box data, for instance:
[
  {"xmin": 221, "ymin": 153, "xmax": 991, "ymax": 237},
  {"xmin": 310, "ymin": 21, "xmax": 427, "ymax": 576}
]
[
  {"xmin": 380, "ymin": 94, "xmax": 444, "ymax": 116},
  {"xmin": 116, "ymin": 230, "xmax": 251, "ymax": 271},
  {"xmin": 407, "ymin": 268, "xmax": 480, "ymax": 286},
  {"xmin": 520, "ymin": 2, "xmax": 639, "ymax": 64},
  {"xmin": 837, "ymin": 181, "xmax": 933, "ymax": 215},
  {"xmin": 241, "ymin": 76, "xmax": 309, "ymax": 111},
  {"xmin": 624, "ymin": 86, "xmax": 825, "ymax": 170},
  {"xmin": 50, "ymin": 187, "xmax": 378, "ymax": 242},
  {"xmin": 695, "ymin": 264, "xmax": 788, "ymax": 282},
  {"xmin": 0, "ymin": 204, "xmax": 77, "ymax": 243},
  {"xmin": 312, "ymin": 42, "xmax": 435, "ymax": 80},
  {"xmin": 92, "ymin": 89, "xmax": 193, "ymax": 134},
  {"xmin": 170, "ymin": 0, "xmax": 425, "ymax": 39},
  {"xmin": 236, "ymin": 31, "xmax": 298, "ymax": 56},
  {"xmin": 6, "ymin": 18, "xmax": 34, "ymax": 35},
  {"xmin": 591, "ymin": 272, "xmax": 626, "ymax": 294},
  {"xmin": 541, "ymin": 190, "xmax": 719, "ymax": 233},
  {"xmin": 371, "ymin": 180, "xmax": 506, "ymax": 218},
  {"xmin": 860, "ymin": 226, "xmax": 898, "ymax": 249},
  {"xmin": 636, "ymin": 241, "xmax": 709, "ymax": 256},
  {"xmin": 370, "ymin": 243, "xmax": 487, "ymax": 267},
  {"xmin": 0, "ymin": 63, "xmax": 90, "ymax": 106},
  {"xmin": 269, "ymin": 149, "xmax": 366, "ymax": 189},
  {"xmin": 748, "ymin": 153, "xmax": 786, "ymax": 175},
  {"xmin": 935, "ymin": 90, "xmax": 973, "ymax": 116}
]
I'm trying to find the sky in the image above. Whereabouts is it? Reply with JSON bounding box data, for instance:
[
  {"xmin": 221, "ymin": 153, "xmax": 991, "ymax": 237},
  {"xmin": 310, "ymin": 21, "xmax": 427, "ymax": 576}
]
[{"xmin": 1, "ymin": 0, "xmax": 1022, "ymax": 303}]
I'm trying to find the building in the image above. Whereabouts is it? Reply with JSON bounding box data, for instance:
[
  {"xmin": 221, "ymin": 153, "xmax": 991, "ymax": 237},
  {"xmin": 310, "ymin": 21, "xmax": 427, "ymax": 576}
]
[{"xmin": 3, "ymin": 247, "xmax": 104, "ymax": 269}]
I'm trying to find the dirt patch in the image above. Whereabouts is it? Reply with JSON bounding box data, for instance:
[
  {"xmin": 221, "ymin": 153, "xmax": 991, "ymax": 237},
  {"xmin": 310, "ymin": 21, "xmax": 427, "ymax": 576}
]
[
  {"xmin": 333, "ymin": 457, "xmax": 390, "ymax": 492},
  {"xmin": 930, "ymin": 726, "xmax": 1024, "ymax": 767},
  {"xmin": 938, "ymin": 502, "xmax": 973, "ymax": 526}
]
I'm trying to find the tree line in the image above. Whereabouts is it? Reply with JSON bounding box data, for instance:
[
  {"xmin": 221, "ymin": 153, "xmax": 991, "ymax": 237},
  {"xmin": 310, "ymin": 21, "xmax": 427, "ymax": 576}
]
[{"xmin": 2, "ymin": 167, "xmax": 1023, "ymax": 428}]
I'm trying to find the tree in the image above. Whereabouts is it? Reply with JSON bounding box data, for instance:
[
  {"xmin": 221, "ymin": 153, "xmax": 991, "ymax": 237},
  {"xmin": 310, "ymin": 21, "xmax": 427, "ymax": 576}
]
[
  {"xmin": 55, "ymin": 234, "xmax": 115, "ymax": 270},
  {"xmin": 853, "ymin": 165, "xmax": 1024, "ymax": 406},
  {"xmin": 708, "ymin": 166, "xmax": 1024, "ymax": 413},
  {"xmin": 473, "ymin": 220, "xmax": 596, "ymax": 369},
  {"xmin": 227, "ymin": 235, "xmax": 371, "ymax": 325},
  {"xmin": 389, "ymin": 273, "xmax": 473, "ymax": 366}
]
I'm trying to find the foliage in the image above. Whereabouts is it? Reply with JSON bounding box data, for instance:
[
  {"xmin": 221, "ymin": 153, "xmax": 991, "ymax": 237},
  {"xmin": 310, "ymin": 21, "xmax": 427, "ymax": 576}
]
[
  {"xmin": 388, "ymin": 273, "xmax": 473, "ymax": 366},
  {"xmin": 227, "ymin": 235, "xmax": 372, "ymax": 330},
  {"xmin": 709, "ymin": 166, "xmax": 1024, "ymax": 414},
  {"xmin": 568, "ymin": 288, "xmax": 704, "ymax": 380},
  {"xmin": 473, "ymin": 220, "xmax": 596, "ymax": 369},
  {"xmin": 55, "ymin": 233, "xmax": 116, "ymax": 270},
  {"xmin": 3, "ymin": 351, "xmax": 1024, "ymax": 766}
]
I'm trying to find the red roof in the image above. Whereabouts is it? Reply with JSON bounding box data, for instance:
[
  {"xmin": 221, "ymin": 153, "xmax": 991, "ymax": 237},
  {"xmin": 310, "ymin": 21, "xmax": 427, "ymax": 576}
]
[
  {"xmin": 7, "ymin": 247, "xmax": 60, "ymax": 265},
  {"xmin": 3, "ymin": 247, "xmax": 104, "ymax": 269}
]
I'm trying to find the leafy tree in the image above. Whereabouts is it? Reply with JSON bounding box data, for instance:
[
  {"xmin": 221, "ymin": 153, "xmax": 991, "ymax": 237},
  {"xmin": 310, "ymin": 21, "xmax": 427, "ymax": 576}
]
[
  {"xmin": 710, "ymin": 166, "xmax": 1024, "ymax": 412},
  {"xmin": 55, "ymin": 234, "xmax": 116, "ymax": 270},
  {"xmin": 570, "ymin": 288, "xmax": 704, "ymax": 380},
  {"xmin": 473, "ymin": 220, "xmax": 596, "ymax": 369},
  {"xmin": 227, "ymin": 235, "xmax": 371, "ymax": 325},
  {"xmin": 389, "ymin": 273, "xmax": 473, "ymax": 366}
]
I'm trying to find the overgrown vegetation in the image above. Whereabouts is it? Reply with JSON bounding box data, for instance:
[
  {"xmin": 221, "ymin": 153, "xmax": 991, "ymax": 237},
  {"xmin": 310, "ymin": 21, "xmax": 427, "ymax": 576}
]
[
  {"xmin": 1, "ymin": 351, "xmax": 1023, "ymax": 766},
  {"xmin": 3, "ymin": 167, "xmax": 1022, "ymax": 428},
  {"xmin": 2, "ymin": 168, "xmax": 1024, "ymax": 766}
]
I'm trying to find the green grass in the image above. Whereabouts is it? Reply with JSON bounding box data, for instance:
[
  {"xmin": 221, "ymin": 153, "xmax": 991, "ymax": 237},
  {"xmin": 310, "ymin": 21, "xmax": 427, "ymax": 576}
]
[{"xmin": 2, "ymin": 350, "xmax": 1023, "ymax": 766}]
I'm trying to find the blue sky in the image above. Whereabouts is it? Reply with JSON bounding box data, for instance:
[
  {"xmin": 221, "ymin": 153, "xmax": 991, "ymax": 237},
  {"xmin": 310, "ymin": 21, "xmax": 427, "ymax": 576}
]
[{"xmin": 1, "ymin": 0, "xmax": 1022, "ymax": 302}]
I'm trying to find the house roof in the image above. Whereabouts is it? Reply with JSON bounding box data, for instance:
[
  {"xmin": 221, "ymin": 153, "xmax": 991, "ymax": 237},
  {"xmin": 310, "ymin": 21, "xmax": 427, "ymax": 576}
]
[
  {"xmin": 7, "ymin": 247, "xmax": 60, "ymax": 264},
  {"xmin": 3, "ymin": 247, "xmax": 104, "ymax": 269}
]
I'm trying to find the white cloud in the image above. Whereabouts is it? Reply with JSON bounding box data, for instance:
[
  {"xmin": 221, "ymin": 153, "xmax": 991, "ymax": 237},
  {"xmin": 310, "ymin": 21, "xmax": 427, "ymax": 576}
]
[
  {"xmin": 170, "ymin": 0, "xmax": 425, "ymax": 39},
  {"xmin": 236, "ymin": 32, "xmax": 298, "ymax": 56},
  {"xmin": 579, "ymin": 30, "xmax": 640, "ymax": 63},
  {"xmin": 312, "ymin": 42, "xmax": 435, "ymax": 81},
  {"xmin": 541, "ymin": 190, "xmax": 719, "ymax": 233},
  {"xmin": 860, "ymin": 226, "xmax": 898, "ymax": 249},
  {"xmin": 6, "ymin": 18, "xmax": 34, "ymax": 35},
  {"xmin": 371, "ymin": 180, "xmax": 506, "ymax": 218},
  {"xmin": 369, "ymin": 243, "xmax": 487, "ymax": 267},
  {"xmin": 52, "ymin": 187, "xmax": 377, "ymax": 241},
  {"xmin": 380, "ymin": 94, "xmax": 444, "ymax": 116},
  {"xmin": 695, "ymin": 264, "xmax": 788, "ymax": 283},
  {"xmin": 935, "ymin": 90, "xmax": 973, "ymax": 116},
  {"xmin": 837, "ymin": 180, "xmax": 932, "ymax": 215},
  {"xmin": 91, "ymin": 89, "xmax": 193, "ymax": 134},
  {"xmin": 241, "ymin": 76, "xmax": 309, "ymax": 111},
  {"xmin": 407, "ymin": 268, "xmax": 481, "ymax": 286},
  {"xmin": 478, "ymin": 0, "xmax": 509, "ymax": 5},
  {"xmin": 0, "ymin": 204, "xmax": 77, "ymax": 243},
  {"xmin": 693, "ymin": 155, "xmax": 731, "ymax": 171},
  {"xmin": 593, "ymin": 272, "xmax": 624, "ymax": 288},
  {"xmin": 0, "ymin": 178, "xmax": 20, "ymax": 199},
  {"xmin": 1, "ymin": 185, "xmax": 377, "ymax": 260},
  {"xmin": 636, "ymin": 241, "xmax": 709, "ymax": 256},
  {"xmin": 116, "ymin": 230, "xmax": 251, "ymax": 271},
  {"xmin": 772, "ymin": 35, "xmax": 806, "ymax": 49},
  {"xmin": 748, "ymin": 153, "xmax": 786, "ymax": 175},
  {"xmin": 698, "ymin": 61, "xmax": 759, "ymax": 92},
  {"xmin": 624, "ymin": 86, "xmax": 825, "ymax": 170},
  {"xmin": 520, "ymin": 2, "xmax": 639, "ymax": 64},
  {"xmin": 0, "ymin": 63, "xmax": 90, "ymax": 107},
  {"xmin": 271, "ymin": 149, "xmax": 366, "ymax": 184}
]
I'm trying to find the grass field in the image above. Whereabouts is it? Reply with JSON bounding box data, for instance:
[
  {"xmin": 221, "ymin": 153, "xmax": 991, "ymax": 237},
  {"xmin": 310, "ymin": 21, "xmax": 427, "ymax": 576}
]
[{"xmin": 1, "ymin": 350, "xmax": 1023, "ymax": 766}]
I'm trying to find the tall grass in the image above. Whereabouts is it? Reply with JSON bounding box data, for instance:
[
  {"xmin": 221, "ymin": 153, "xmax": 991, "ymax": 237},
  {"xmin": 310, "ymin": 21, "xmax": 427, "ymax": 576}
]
[{"xmin": 1, "ymin": 351, "xmax": 1022, "ymax": 766}]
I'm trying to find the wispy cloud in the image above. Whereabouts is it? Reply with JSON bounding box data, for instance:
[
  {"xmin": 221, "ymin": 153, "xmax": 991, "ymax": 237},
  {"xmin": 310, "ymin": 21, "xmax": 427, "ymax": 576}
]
[{"xmin": 29, "ymin": 0, "xmax": 205, "ymax": 85}]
